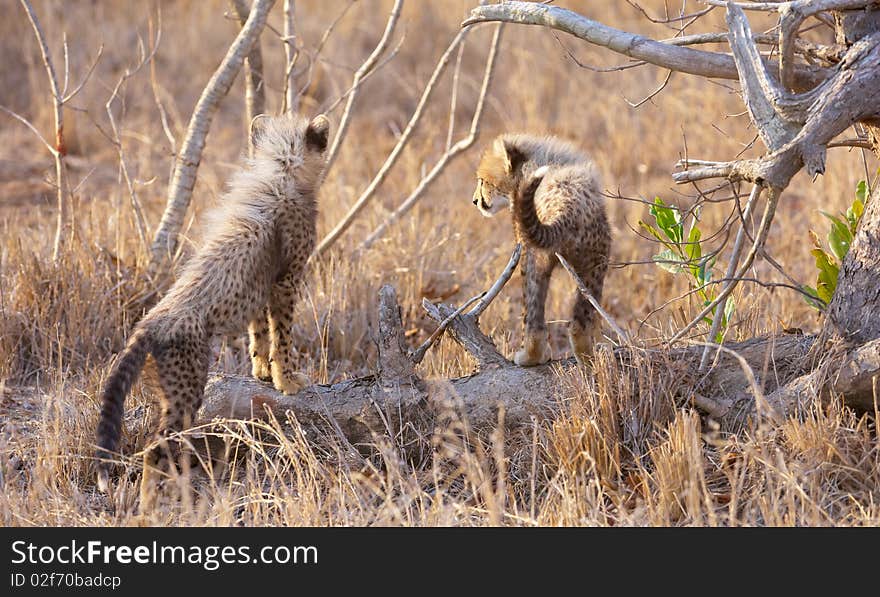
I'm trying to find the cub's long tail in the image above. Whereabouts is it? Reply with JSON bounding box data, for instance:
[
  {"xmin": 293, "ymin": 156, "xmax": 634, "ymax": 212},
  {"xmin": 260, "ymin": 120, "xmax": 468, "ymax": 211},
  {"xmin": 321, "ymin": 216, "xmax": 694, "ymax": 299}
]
[
  {"xmin": 95, "ymin": 326, "xmax": 152, "ymax": 491},
  {"xmin": 513, "ymin": 166, "xmax": 566, "ymax": 250}
]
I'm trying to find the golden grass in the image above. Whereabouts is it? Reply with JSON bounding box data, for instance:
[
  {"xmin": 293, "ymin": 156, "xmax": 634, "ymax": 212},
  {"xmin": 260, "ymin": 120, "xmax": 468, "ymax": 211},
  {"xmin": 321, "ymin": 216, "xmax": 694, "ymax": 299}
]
[{"xmin": 0, "ymin": 0, "xmax": 878, "ymax": 526}]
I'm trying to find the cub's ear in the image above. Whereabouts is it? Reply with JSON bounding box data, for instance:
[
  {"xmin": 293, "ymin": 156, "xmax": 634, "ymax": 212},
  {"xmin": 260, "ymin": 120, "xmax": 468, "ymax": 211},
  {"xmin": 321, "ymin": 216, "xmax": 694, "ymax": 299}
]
[
  {"xmin": 502, "ymin": 140, "xmax": 527, "ymax": 175},
  {"xmin": 250, "ymin": 114, "xmax": 269, "ymax": 147},
  {"xmin": 305, "ymin": 114, "xmax": 330, "ymax": 152}
]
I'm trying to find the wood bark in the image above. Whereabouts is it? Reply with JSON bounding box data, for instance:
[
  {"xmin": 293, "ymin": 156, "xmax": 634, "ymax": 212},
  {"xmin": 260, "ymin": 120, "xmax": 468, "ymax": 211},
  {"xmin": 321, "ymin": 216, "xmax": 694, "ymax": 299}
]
[
  {"xmin": 198, "ymin": 285, "xmax": 561, "ymax": 445},
  {"xmin": 462, "ymin": 1, "xmax": 830, "ymax": 91},
  {"xmin": 230, "ymin": 0, "xmax": 267, "ymax": 157},
  {"xmin": 196, "ymin": 287, "xmax": 872, "ymax": 441}
]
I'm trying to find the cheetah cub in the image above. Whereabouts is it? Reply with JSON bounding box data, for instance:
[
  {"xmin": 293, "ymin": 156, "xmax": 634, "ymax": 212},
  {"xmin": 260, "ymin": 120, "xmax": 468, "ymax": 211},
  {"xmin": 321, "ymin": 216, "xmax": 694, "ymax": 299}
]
[
  {"xmin": 473, "ymin": 134, "xmax": 610, "ymax": 366},
  {"xmin": 95, "ymin": 113, "xmax": 330, "ymax": 497}
]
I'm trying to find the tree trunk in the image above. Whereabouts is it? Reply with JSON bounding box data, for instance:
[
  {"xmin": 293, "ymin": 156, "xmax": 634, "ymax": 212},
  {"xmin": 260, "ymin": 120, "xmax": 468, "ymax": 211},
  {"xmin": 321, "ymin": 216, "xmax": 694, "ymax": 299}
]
[
  {"xmin": 819, "ymin": 16, "xmax": 880, "ymax": 344},
  {"xmin": 824, "ymin": 178, "xmax": 880, "ymax": 344}
]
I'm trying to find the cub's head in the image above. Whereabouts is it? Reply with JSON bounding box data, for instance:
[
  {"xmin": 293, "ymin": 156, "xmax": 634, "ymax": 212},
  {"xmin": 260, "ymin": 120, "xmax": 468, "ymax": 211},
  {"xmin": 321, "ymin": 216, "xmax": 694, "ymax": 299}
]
[
  {"xmin": 473, "ymin": 136, "xmax": 528, "ymax": 218},
  {"xmin": 252, "ymin": 113, "xmax": 330, "ymax": 187}
]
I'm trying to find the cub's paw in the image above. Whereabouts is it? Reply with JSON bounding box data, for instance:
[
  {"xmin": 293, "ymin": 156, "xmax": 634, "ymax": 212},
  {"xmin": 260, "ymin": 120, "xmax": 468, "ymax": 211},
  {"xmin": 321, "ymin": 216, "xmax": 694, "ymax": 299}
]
[
  {"xmin": 271, "ymin": 361, "xmax": 310, "ymax": 395},
  {"xmin": 251, "ymin": 354, "xmax": 272, "ymax": 382},
  {"xmin": 513, "ymin": 334, "xmax": 552, "ymax": 367}
]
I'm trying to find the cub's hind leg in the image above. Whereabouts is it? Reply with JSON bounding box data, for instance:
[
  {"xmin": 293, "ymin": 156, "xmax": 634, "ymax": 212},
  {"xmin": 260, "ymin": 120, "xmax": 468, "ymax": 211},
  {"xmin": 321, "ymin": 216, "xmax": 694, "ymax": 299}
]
[
  {"xmin": 140, "ymin": 336, "xmax": 209, "ymax": 510},
  {"xmin": 248, "ymin": 308, "xmax": 272, "ymax": 381},
  {"xmin": 267, "ymin": 271, "xmax": 310, "ymax": 395},
  {"xmin": 514, "ymin": 248, "xmax": 555, "ymax": 367},
  {"xmin": 569, "ymin": 256, "xmax": 607, "ymax": 365}
]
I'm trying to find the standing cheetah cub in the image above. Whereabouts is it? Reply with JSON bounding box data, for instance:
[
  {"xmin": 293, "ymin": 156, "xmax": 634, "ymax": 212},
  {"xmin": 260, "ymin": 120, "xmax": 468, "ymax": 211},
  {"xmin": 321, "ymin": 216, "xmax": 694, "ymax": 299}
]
[
  {"xmin": 473, "ymin": 134, "xmax": 610, "ymax": 366},
  {"xmin": 95, "ymin": 113, "xmax": 330, "ymax": 498}
]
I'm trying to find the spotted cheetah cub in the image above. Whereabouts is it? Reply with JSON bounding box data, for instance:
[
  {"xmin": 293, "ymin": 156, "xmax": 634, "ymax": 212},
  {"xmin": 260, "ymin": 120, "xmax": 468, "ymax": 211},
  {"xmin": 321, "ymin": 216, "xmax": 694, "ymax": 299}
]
[
  {"xmin": 95, "ymin": 113, "xmax": 330, "ymax": 497},
  {"xmin": 473, "ymin": 134, "xmax": 610, "ymax": 366}
]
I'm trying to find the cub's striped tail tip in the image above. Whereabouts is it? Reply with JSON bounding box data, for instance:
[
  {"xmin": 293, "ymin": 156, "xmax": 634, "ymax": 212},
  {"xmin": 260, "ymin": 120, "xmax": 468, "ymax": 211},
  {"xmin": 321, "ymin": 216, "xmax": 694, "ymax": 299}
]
[
  {"xmin": 95, "ymin": 450, "xmax": 114, "ymax": 493},
  {"xmin": 96, "ymin": 466, "xmax": 110, "ymax": 493}
]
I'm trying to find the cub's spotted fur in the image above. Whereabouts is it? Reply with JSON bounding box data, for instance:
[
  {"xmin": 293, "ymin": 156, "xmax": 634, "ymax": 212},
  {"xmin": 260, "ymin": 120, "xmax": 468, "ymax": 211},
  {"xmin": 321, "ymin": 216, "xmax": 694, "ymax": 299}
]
[
  {"xmin": 473, "ymin": 134, "xmax": 610, "ymax": 365},
  {"xmin": 95, "ymin": 114, "xmax": 330, "ymax": 499}
]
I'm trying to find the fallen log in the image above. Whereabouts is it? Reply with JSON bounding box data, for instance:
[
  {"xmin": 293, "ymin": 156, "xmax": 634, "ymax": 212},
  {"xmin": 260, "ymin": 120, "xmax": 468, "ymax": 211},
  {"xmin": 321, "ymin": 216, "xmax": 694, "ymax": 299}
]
[
  {"xmin": 198, "ymin": 247, "xmax": 564, "ymax": 447},
  {"xmin": 195, "ymin": 246, "xmax": 875, "ymax": 447}
]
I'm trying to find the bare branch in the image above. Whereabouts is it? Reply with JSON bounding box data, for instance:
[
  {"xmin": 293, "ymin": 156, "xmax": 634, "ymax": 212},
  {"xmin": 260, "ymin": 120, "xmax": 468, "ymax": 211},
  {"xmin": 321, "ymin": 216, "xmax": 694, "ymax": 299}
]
[
  {"xmin": 675, "ymin": 28, "xmax": 880, "ymax": 190},
  {"xmin": 62, "ymin": 44, "xmax": 103, "ymax": 104},
  {"xmin": 446, "ymin": 38, "xmax": 466, "ymax": 151},
  {"xmin": 291, "ymin": 0, "xmax": 357, "ymax": 108},
  {"xmin": 358, "ymin": 23, "xmax": 503, "ymax": 251},
  {"xmin": 421, "ymin": 300, "xmax": 509, "ymax": 369},
  {"xmin": 699, "ymin": 184, "xmax": 762, "ymax": 370},
  {"xmin": 462, "ymin": 1, "xmax": 830, "ymax": 91},
  {"xmin": 323, "ymin": 0, "xmax": 404, "ymax": 174},
  {"xmin": 322, "ymin": 34, "xmax": 406, "ymax": 116},
  {"xmin": 413, "ymin": 243, "xmax": 521, "ymax": 365},
  {"xmin": 282, "ymin": 0, "xmax": 298, "ymax": 115},
  {"xmin": 725, "ymin": 2, "xmax": 800, "ymax": 151},
  {"xmin": 0, "ymin": 105, "xmax": 56, "ymax": 155},
  {"xmin": 469, "ymin": 242, "xmax": 520, "ymax": 317},
  {"xmin": 669, "ymin": 188, "xmax": 780, "ymax": 344},
  {"xmin": 148, "ymin": 7, "xmax": 177, "ymax": 154},
  {"xmin": 230, "ymin": 0, "xmax": 267, "ymax": 156},
  {"xmin": 556, "ymin": 253, "xmax": 631, "ymax": 345},
  {"xmin": 410, "ymin": 294, "xmax": 483, "ymax": 365},
  {"xmin": 149, "ymin": 0, "xmax": 276, "ymax": 271},
  {"xmin": 625, "ymin": 69, "xmax": 673, "ymax": 108},
  {"xmin": 20, "ymin": 0, "xmax": 71, "ymax": 263},
  {"xmin": 105, "ymin": 26, "xmax": 162, "ymax": 253},
  {"xmin": 314, "ymin": 24, "xmax": 477, "ymax": 257}
]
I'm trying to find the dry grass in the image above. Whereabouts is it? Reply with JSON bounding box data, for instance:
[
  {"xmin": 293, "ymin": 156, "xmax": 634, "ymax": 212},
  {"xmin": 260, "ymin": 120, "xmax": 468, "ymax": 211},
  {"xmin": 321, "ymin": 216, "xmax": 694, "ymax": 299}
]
[{"xmin": 0, "ymin": 0, "xmax": 878, "ymax": 526}]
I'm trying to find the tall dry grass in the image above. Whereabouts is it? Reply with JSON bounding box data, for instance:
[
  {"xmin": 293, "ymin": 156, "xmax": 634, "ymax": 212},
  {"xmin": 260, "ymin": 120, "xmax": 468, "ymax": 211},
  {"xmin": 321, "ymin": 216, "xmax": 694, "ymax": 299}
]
[{"xmin": 0, "ymin": 0, "xmax": 878, "ymax": 526}]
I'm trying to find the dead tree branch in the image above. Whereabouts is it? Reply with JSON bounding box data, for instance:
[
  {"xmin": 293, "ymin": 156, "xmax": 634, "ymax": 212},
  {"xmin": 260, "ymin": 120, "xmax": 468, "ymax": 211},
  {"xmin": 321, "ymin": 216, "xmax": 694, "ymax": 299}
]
[
  {"xmin": 282, "ymin": 0, "xmax": 298, "ymax": 115},
  {"xmin": 16, "ymin": 0, "xmax": 86, "ymax": 262},
  {"xmin": 323, "ymin": 0, "xmax": 404, "ymax": 174},
  {"xmin": 149, "ymin": 0, "xmax": 275, "ymax": 271},
  {"xmin": 104, "ymin": 28, "xmax": 159, "ymax": 254},
  {"xmin": 556, "ymin": 253, "xmax": 631, "ymax": 345},
  {"xmin": 411, "ymin": 243, "xmax": 522, "ymax": 364},
  {"xmin": 674, "ymin": 5, "xmax": 880, "ymax": 191},
  {"xmin": 358, "ymin": 23, "xmax": 503, "ymax": 252},
  {"xmin": 230, "ymin": 0, "xmax": 267, "ymax": 156},
  {"xmin": 198, "ymin": 250, "xmax": 563, "ymax": 445},
  {"xmin": 462, "ymin": 1, "xmax": 830, "ymax": 91},
  {"xmin": 699, "ymin": 183, "xmax": 761, "ymax": 369},
  {"xmin": 313, "ymin": 23, "xmax": 478, "ymax": 257}
]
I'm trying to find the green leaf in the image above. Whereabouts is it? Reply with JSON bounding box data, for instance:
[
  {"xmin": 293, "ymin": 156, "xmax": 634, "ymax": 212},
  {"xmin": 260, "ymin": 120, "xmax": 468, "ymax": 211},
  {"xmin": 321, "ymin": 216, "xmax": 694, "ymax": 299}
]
[
  {"xmin": 811, "ymin": 247, "xmax": 839, "ymax": 304},
  {"xmin": 648, "ymin": 198, "xmax": 669, "ymax": 232},
  {"xmin": 856, "ymin": 180, "xmax": 868, "ymax": 204},
  {"xmin": 686, "ymin": 225, "xmax": 702, "ymax": 263},
  {"xmin": 801, "ymin": 286, "xmax": 826, "ymax": 311},
  {"xmin": 822, "ymin": 213, "xmax": 852, "ymax": 263},
  {"xmin": 649, "ymin": 197, "xmax": 683, "ymax": 244},
  {"xmin": 639, "ymin": 220, "xmax": 670, "ymax": 245},
  {"xmin": 696, "ymin": 257, "xmax": 713, "ymax": 287},
  {"xmin": 847, "ymin": 192, "xmax": 865, "ymax": 235},
  {"xmin": 653, "ymin": 249, "xmax": 685, "ymax": 273}
]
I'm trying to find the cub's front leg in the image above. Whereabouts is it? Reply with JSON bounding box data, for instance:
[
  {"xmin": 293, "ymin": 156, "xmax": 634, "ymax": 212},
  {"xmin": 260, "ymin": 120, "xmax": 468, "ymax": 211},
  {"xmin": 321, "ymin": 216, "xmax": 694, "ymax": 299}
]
[{"xmin": 267, "ymin": 271, "xmax": 310, "ymax": 394}]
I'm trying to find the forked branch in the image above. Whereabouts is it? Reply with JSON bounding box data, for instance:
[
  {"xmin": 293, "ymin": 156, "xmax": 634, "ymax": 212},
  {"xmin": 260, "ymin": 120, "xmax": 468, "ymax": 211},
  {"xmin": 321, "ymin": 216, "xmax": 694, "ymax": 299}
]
[
  {"xmin": 323, "ymin": 0, "xmax": 404, "ymax": 174},
  {"xmin": 359, "ymin": 23, "xmax": 503, "ymax": 251},
  {"xmin": 462, "ymin": 0, "xmax": 830, "ymax": 90}
]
